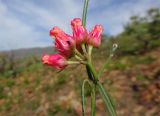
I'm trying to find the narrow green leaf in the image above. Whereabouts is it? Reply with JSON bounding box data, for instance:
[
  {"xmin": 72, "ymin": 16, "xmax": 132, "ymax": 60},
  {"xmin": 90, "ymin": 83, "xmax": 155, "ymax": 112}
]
[
  {"xmin": 91, "ymin": 84, "xmax": 96, "ymax": 116},
  {"xmin": 97, "ymin": 82, "xmax": 116, "ymax": 116},
  {"xmin": 81, "ymin": 80, "xmax": 87, "ymax": 116},
  {"xmin": 82, "ymin": 0, "xmax": 90, "ymax": 27},
  {"xmin": 81, "ymin": 79, "xmax": 91, "ymax": 116},
  {"xmin": 98, "ymin": 44, "xmax": 118, "ymax": 78}
]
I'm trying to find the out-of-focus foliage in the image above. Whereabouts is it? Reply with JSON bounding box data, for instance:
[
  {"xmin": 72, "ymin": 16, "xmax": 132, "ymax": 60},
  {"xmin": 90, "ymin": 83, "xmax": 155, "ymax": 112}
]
[
  {"xmin": 115, "ymin": 8, "xmax": 160, "ymax": 55},
  {"xmin": 0, "ymin": 52, "xmax": 17, "ymax": 78}
]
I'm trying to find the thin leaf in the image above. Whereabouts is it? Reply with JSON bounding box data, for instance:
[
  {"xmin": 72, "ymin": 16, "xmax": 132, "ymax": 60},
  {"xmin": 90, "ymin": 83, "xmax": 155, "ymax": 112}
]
[
  {"xmin": 91, "ymin": 84, "xmax": 96, "ymax": 116},
  {"xmin": 82, "ymin": 0, "xmax": 90, "ymax": 27},
  {"xmin": 81, "ymin": 79, "xmax": 91, "ymax": 116},
  {"xmin": 97, "ymin": 82, "xmax": 116, "ymax": 116},
  {"xmin": 98, "ymin": 44, "xmax": 118, "ymax": 78}
]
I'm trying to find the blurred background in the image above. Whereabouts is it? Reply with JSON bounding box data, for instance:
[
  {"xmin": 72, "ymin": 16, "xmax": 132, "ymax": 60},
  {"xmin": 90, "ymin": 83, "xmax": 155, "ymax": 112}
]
[{"xmin": 0, "ymin": 0, "xmax": 160, "ymax": 116}]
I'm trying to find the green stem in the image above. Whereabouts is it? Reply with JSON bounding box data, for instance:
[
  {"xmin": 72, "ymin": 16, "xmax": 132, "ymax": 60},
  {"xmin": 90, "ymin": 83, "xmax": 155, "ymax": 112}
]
[
  {"xmin": 88, "ymin": 45, "xmax": 93, "ymax": 58},
  {"xmin": 86, "ymin": 65, "xmax": 95, "ymax": 81},
  {"xmin": 81, "ymin": 1, "xmax": 98, "ymax": 116},
  {"xmin": 82, "ymin": 43, "xmax": 87, "ymax": 55},
  {"xmin": 75, "ymin": 55, "xmax": 83, "ymax": 61},
  {"xmin": 75, "ymin": 49, "xmax": 85, "ymax": 59},
  {"xmin": 67, "ymin": 61, "xmax": 80, "ymax": 64},
  {"xmin": 87, "ymin": 62, "xmax": 98, "ymax": 82},
  {"xmin": 82, "ymin": 80, "xmax": 87, "ymax": 116},
  {"xmin": 81, "ymin": 79, "xmax": 92, "ymax": 116},
  {"xmin": 98, "ymin": 44, "xmax": 118, "ymax": 78},
  {"xmin": 82, "ymin": 0, "xmax": 94, "ymax": 83},
  {"xmin": 82, "ymin": 0, "xmax": 90, "ymax": 27},
  {"xmin": 91, "ymin": 84, "xmax": 96, "ymax": 116},
  {"xmin": 98, "ymin": 54, "xmax": 113, "ymax": 78},
  {"xmin": 81, "ymin": 0, "xmax": 117, "ymax": 115}
]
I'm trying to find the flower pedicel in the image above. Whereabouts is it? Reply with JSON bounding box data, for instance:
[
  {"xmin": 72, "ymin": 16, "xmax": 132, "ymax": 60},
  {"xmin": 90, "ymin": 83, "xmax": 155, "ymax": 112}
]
[{"xmin": 42, "ymin": 18, "xmax": 103, "ymax": 70}]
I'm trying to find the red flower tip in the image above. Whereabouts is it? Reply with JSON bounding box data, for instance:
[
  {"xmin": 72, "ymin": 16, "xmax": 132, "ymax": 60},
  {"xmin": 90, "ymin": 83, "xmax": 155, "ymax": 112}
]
[
  {"xmin": 54, "ymin": 36, "xmax": 74, "ymax": 58},
  {"xmin": 88, "ymin": 25, "xmax": 103, "ymax": 47},
  {"xmin": 50, "ymin": 26, "xmax": 64, "ymax": 38},
  {"xmin": 42, "ymin": 54, "xmax": 67, "ymax": 70},
  {"xmin": 49, "ymin": 26, "xmax": 75, "ymax": 58},
  {"xmin": 93, "ymin": 25, "xmax": 103, "ymax": 34},
  {"xmin": 42, "ymin": 54, "xmax": 50, "ymax": 64},
  {"xmin": 71, "ymin": 18, "xmax": 87, "ymax": 44},
  {"xmin": 71, "ymin": 18, "xmax": 82, "ymax": 27}
]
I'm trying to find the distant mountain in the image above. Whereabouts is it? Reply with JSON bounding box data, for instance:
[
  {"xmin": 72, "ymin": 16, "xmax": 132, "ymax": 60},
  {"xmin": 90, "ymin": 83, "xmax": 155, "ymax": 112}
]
[{"xmin": 0, "ymin": 46, "xmax": 55, "ymax": 59}]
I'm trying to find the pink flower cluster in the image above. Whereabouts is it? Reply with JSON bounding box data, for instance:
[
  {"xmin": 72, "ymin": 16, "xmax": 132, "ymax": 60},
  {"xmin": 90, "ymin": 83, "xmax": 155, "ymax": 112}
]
[{"xmin": 42, "ymin": 18, "xmax": 103, "ymax": 70}]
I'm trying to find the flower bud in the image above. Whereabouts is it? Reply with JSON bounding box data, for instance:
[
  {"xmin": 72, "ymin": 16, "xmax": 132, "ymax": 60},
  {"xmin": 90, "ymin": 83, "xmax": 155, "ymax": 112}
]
[
  {"xmin": 50, "ymin": 26, "xmax": 75, "ymax": 58},
  {"xmin": 42, "ymin": 54, "xmax": 67, "ymax": 70},
  {"xmin": 88, "ymin": 25, "xmax": 103, "ymax": 48},
  {"xmin": 71, "ymin": 18, "xmax": 87, "ymax": 44}
]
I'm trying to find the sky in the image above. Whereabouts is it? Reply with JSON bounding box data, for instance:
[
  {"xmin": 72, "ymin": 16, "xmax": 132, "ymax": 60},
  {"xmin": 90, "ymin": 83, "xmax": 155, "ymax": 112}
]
[{"xmin": 0, "ymin": 0, "xmax": 160, "ymax": 51}]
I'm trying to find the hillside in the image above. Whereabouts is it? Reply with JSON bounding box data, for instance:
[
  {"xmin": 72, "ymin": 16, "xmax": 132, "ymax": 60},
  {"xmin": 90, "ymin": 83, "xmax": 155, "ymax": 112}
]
[
  {"xmin": 0, "ymin": 45, "xmax": 160, "ymax": 116},
  {"xmin": 0, "ymin": 46, "xmax": 54, "ymax": 59}
]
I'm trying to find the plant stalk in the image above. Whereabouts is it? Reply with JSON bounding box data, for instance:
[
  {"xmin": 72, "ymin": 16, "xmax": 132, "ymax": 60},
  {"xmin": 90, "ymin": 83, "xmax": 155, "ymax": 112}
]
[
  {"xmin": 82, "ymin": 0, "xmax": 90, "ymax": 27},
  {"xmin": 91, "ymin": 84, "xmax": 96, "ymax": 116},
  {"xmin": 87, "ymin": 61, "xmax": 98, "ymax": 82}
]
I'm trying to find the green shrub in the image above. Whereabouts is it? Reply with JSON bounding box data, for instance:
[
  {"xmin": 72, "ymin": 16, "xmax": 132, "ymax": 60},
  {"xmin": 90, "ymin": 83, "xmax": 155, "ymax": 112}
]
[
  {"xmin": 116, "ymin": 36, "xmax": 144, "ymax": 55},
  {"xmin": 148, "ymin": 39, "xmax": 160, "ymax": 49},
  {"xmin": 0, "ymin": 85, "xmax": 5, "ymax": 99}
]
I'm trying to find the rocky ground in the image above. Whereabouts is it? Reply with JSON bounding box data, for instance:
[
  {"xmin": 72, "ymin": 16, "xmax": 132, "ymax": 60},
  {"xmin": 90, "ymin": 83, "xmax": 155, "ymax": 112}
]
[{"xmin": 0, "ymin": 48, "xmax": 160, "ymax": 116}]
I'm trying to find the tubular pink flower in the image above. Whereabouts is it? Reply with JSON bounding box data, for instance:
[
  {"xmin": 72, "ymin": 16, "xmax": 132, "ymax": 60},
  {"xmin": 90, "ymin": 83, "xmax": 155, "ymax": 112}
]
[
  {"xmin": 50, "ymin": 26, "xmax": 75, "ymax": 58},
  {"xmin": 42, "ymin": 54, "xmax": 67, "ymax": 70},
  {"xmin": 88, "ymin": 25, "xmax": 103, "ymax": 48},
  {"xmin": 71, "ymin": 18, "xmax": 87, "ymax": 44}
]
